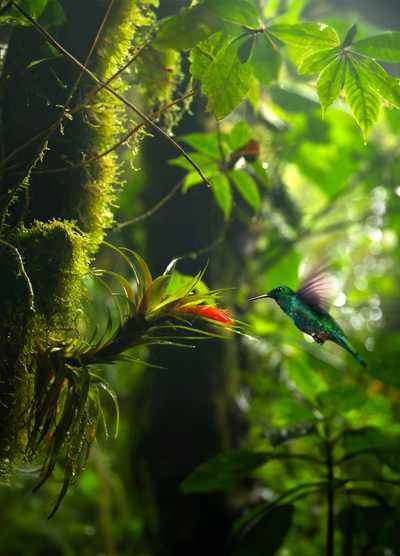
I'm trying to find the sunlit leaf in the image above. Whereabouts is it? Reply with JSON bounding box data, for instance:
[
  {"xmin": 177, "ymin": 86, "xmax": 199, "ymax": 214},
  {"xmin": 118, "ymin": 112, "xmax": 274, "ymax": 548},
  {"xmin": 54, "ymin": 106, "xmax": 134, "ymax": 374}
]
[
  {"xmin": 227, "ymin": 120, "xmax": 253, "ymax": 150},
  {"xmin": 269, "ymin": 22, "xmax": 340, "ymax": 49},
  {"xmin": 200, "ymin": 37, "xmax": 253, "ymax": 119},
  {"xmin": 317, "ymin": 57, "xmax": 346, "ymax": 114},
  {"xmin": 230, "ymin": 170, "xmax": 261, "ymax": 211},
  {"xmin": 204, "ymin": 0, "xmax": 260, "ymax": 27},
  {"xmin": 355, "ymin": 57, "xmax": 400, "ymax": 109},
  {"xmin": 182, "ymin": 132, "xmax": 221, "ymax": 158},
  {"xmin": 154, "ymin": 5, "xmax": 219, "ymax": 51},
  {"xmin": 298, "ymin": 47, "xmax": 339, "ymax": 75},
  {"xmin": 344, "ymin": 58, "xmax": 381, "ymax": 140},
  {"xmin": 352, "ymin": 31, "xmax": 400, "ymax": 62},
  {"xmin": 212, "ymin": 173, "xmax": 232, "ymax": 218}
]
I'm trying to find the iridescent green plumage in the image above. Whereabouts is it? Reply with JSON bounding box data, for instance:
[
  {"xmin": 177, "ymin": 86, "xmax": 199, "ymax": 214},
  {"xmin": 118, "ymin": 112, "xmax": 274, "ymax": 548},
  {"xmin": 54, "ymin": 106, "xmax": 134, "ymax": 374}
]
[{"xmin": 250, "ymin": 283, "xmax": 366, "ymax": 367}]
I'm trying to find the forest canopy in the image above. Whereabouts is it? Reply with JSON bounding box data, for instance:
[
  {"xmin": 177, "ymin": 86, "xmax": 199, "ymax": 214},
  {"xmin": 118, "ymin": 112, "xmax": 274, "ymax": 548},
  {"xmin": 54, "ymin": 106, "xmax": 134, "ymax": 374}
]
[{"xmin": 1, "ymin": 0, "xmax": 400, "ymax": 555}]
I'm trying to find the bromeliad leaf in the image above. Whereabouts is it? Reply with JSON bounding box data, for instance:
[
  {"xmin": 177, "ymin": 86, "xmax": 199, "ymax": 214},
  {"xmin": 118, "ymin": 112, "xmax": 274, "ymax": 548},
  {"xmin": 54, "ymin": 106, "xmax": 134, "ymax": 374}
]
[
  {"xmin": 269, "ymin": 22, "xmax": 340, "ymax": 49},
  {"xmin": 230, "ymin": 170, "xmax": 261, "ymax": 211},
  {"xmin": 212, "ymin": 173, "xmax": 232, "ymax": 219},
  {"xmin": 200, "ymin": 37, "xmax": 253, "ymax": 119},
  {"xmin": 352, "ymin": 31, "xmax": 400, "ymax": 63},
  {"xmin": 203, "ymin": 0, "xmax": 260, "ymax": 27},
  {"xmin": 317, "ymin": 57, "xmax": 346, "ymax": 115},
  {"xmin": 345, "ymin": 58, "xmax": 381, "ymax": 141}
]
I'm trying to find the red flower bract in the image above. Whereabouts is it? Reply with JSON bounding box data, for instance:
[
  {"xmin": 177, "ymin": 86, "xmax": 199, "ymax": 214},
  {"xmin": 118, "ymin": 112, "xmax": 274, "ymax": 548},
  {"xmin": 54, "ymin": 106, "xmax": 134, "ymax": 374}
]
[{"xmin": 177, "ymin": 304, "xmax": 234, "ymax": 324}]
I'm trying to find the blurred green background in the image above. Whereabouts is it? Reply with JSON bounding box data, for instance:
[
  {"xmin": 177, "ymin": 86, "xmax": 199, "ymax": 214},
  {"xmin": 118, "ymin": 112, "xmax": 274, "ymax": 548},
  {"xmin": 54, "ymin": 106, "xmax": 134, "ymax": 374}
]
[{"xmin": 2, "ymin": 1, "xmax": 400, "ymax": 555}]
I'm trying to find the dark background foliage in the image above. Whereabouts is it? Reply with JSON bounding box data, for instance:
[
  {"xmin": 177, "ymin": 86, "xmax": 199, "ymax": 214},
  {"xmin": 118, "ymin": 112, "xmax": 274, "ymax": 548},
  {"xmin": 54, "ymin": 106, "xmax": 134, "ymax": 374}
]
[{"xmin": 1, "ymin": 1, "xmax": 400, "ymax": 555}]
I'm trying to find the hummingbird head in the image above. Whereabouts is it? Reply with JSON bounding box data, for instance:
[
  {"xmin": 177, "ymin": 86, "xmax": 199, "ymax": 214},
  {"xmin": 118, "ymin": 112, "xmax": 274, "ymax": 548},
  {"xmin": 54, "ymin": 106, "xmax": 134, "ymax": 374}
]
[{"xmin": 249, "ymin": 285, "xmax": 295, "ymax": 307}]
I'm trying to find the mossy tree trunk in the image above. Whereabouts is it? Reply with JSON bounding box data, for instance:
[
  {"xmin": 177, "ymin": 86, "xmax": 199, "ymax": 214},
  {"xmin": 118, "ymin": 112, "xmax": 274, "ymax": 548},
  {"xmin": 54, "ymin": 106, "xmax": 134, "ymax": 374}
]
[{"xmin": 0, "ymin": 0, "xmax": 140, "ymax": 477}]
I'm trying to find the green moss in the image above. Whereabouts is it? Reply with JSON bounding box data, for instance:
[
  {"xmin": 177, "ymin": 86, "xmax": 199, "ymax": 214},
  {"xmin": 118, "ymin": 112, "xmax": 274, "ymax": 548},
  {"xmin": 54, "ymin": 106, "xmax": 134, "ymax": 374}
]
[{"xmin": 0, "ymin": 0, "xmax": 156, "ymax": 478}]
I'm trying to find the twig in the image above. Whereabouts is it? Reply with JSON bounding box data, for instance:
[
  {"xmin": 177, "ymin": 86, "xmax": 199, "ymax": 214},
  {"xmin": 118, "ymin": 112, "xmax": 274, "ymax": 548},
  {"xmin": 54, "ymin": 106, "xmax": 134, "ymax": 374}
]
[
  {"xmin": 325, "ymin": 428, "xmax": 335, "ymax": 556},
  {"xmin": 1, "ymin": 39, "xmax": 149, "ymax": 173},
  {"xmin": 115, "ymin": 179, "xmax": 184, "ymax": 230},
  {"xmin": 27, "ymin": 90, "xmax": 195, "ymax": 176},
  {"xmin": 10, "ymin": 1, "xmax": 210, "ymax": 187},
  {"xmin": 0, "ymin": 239, "xmax": 35, "ymax": 312}
]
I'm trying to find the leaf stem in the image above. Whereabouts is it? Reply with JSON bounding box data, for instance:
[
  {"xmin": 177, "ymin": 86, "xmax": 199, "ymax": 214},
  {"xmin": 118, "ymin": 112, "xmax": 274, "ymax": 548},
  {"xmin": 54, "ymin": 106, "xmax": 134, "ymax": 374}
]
[{"xmin": 325, "ymin": 428, "xmax": 335, "ymax": 556}]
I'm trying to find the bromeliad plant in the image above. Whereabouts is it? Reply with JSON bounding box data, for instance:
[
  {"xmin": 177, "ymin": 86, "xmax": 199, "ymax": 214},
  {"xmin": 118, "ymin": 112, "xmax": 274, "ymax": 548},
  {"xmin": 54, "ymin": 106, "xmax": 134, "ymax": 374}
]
[{"xmin": 27, "ymin": 245, "xmax": 235, "ymax": 517}]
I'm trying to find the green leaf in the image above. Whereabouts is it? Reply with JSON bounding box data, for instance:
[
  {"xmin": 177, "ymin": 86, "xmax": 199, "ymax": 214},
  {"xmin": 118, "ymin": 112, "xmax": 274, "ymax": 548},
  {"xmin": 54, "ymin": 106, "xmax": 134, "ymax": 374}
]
[
  {"xmin": 238, "ymin": 35, "xmax": 256, "ymax": 64},
  {"xmin": 341, "ymin": 427, "xmax": 399, "ymax": 456},
  {"xmin": 2, "ymin": 0, "xmax": 48, "ymax": 25},
  {"xmin": 230, "ymin": 170, "xmax": 261, "ymax": 211},
  {"xmin": 169, "ymin": 152, "xmax": 215, "ymax": 172},
  {"xmin": 200, "ymin": 37, "xmax": 253, "ymax": 119},
  {"xmin": 286, "ymin": 359, "xmax": 327, "ymax": 402},
  {"xmin": 317, "ymin": 385, "xmax": 367, "ymax": 415},
  {"xmin": 182, "ymin": 132, "xmax": 221, "ymax": 158},
  {"xmin": 269, "ymin": 22, "xmax": 340, "ymax": 49},
  {"xmin": 212, "ymin": 173, "xmax": 232, "ymax": 218},
  {"xmin": 233, "ymin": 504, "xmax": 294, "ymax": 556},
  {"xmin": 345, "ymin": 58, "xmax": 381, "ymax": 140},
  {"xmin": 227, "ymin": 121, "xmax": 253, "ymax": 150},
  {"xmin": 38, "ymin": 0, "xmax": 65, "ymax": 26},
  {"xmin": 356, "ymin": 57, "xmax": 400, "ymax": 109},
  {"xmin": 298, "ymin": 48, "xmax": 339, "ymax": 75},
  {"xmin": 180, "ymin": 449, "xmax": 270, "ymax": 493},
  {"xmin": 190, "ymin": 31, "xmax": 233, "ymax": 83},
  {"xmin": 183, "ymin": 167, "xmax": 220, "ymax": 191},
  {"xmin": 342, "ymin": 24, "xmax": 358, "ymax": 47},
  {"xmin": 204, "ymin": 0, "xmax": 260, "ymax": 27},
  {"xmin": 270, "ymin": 398, "xmax": 315, "ymax": 426},
  {"xmin": 317, "ymin": 57, "xmax": 346, "ymax": 114},
  {"xmin": 250, "ymin": 32, "xmax": 281, "ymax": 86},
  {"xmin": 352, "ymin": 32, "xmax": 400, "ymax": 62},
  {"xmin": 154, "ymin": 5, "xmax": 219, "ymax": 51}
]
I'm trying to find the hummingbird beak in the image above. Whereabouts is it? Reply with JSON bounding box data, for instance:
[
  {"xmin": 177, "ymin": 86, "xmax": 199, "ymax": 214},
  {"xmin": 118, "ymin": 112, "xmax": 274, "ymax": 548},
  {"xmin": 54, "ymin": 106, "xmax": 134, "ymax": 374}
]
[{"xmin": 248, "ymin": 293, "xmax": 271, "ymax": 302}]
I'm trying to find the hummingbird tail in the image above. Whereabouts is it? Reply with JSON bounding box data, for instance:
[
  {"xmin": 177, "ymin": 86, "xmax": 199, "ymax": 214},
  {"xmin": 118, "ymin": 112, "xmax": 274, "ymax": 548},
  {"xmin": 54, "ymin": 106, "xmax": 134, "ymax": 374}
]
[{"xmin": 336, "ymin": 336, "xmax": 367, "ymax": 367}]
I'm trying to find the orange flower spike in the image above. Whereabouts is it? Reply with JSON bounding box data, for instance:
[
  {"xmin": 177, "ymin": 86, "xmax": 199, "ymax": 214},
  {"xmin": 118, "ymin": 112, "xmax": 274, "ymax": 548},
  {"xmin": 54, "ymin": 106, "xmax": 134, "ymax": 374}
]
[{"xmin": 177, "ymin": 304, "xmax": 234, "ymax": 325}]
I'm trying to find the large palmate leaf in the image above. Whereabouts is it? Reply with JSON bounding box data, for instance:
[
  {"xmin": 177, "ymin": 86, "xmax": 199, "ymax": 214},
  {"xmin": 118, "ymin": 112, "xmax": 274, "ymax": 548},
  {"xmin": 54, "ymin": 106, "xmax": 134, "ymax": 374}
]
[
  {"xmin": 344, "ymin": 58, "xmax": 381, "ymax": 141},
  {"xmin": 352, "ymin": 31, "xmax": 400, "ymax": 62},
  {"xmin": 317, "ymin": 56, "xmax": 346, "ymax": 114},
  {"xmin": 269, "ymin": 22, "xmax": 340, "ymax": 49}
]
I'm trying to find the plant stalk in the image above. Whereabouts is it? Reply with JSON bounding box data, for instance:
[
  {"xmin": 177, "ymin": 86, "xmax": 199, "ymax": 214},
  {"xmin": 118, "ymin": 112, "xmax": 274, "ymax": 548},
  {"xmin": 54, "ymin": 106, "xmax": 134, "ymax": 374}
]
[{"xmin": 326, "ymin": 435, "xmax": 335, "ymax": 556}]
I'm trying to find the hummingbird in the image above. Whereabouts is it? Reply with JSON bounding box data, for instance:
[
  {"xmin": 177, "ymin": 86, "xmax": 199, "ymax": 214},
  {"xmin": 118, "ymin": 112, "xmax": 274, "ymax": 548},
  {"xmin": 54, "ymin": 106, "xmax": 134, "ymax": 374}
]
[{"xmin": 249, "ymin": 266, "xmax": 366, "ymax": 367}]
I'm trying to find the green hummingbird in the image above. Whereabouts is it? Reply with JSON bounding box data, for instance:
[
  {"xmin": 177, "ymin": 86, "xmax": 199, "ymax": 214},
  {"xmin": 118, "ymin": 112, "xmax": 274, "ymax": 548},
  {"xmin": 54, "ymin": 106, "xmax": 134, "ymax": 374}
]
[{"xmin": 249, "ymin": 268, "xmax": 366, "ymax": 367}]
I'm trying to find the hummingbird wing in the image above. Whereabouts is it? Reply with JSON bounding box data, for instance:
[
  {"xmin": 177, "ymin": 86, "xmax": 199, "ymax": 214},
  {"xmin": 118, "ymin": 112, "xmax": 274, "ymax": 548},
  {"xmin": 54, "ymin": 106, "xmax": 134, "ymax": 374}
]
[{"xmin": 296, "ymin": 263, "xmax": 334, "ymax": 311}]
